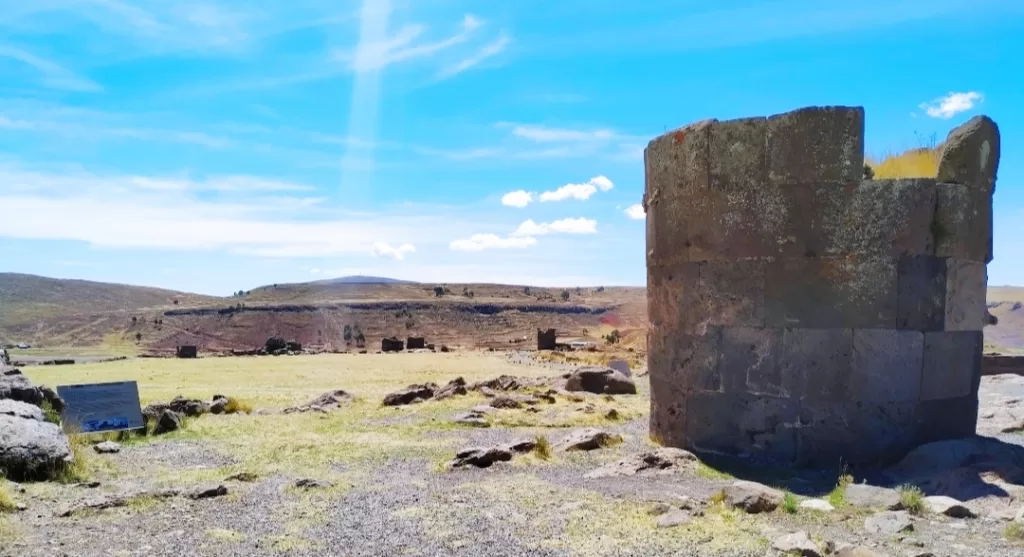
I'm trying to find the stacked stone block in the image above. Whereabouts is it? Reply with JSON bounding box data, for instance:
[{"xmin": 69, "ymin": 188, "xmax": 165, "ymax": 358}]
[{"xmin": 645, "ymin": 106, "xmax": 999, "ymax": 467}]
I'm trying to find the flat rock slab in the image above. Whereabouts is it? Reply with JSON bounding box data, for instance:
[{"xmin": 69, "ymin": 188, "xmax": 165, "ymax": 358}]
[
  {"xmin": 93, "ymin": 441, "xmax": 121, "ymax": 454},
  {"xmin": 450, "ymin": 446, "xmax": 514, "ymax": 469},
  {"xmin": 655, "ymin": 509, "xmax": 692, "ymax": 528},
  {"xmin": 723, "ymin": 481, "xmax": 784, "ymax": 514},
  {"xmin": 772, "ymin": 531, "xmax": 822, "ymax": 557},
  {"xmin": 453, "ymin": 411, "xmax": 490, "ymax": 427},
  {"xmin": 864, "ymin": 510, "xmax": 914, "ymax": 535},
  {"xmin": 583, "ymin": 447, "xmax": 697, "ymax": 479},
  {"xmin": 555, "ymin": 428, "xmax": 623, "ymax": 452},
  {"xmin": 924, "ymin": 495, "xmax": 977, "ymax": 518},
  {"xmin": 800, "ymin": 499, "xmax": 835, "ymax": 512},
  {"xmin": 845, "ymin": 484, "xmax": 902, "ymax": 510}
]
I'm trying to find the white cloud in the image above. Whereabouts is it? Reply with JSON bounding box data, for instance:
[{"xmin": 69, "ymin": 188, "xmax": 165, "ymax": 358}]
[
  {"xmin": 919, "ymin": 92, "xmax": 984, "ymax": 119},
  {"xmin": 437, "ymin": 34, "xmax": 510, "ymax": 79},
  {"xmin": 371, "ymin": 242, "xmax": 416, "ymax": 260},
  {"xmin": 539, "ymin": 176, "xmax": 614, "ymax": 202},
  {"xmin": 0, "ymin": 46, "xmax": 101, "ymax": 92},
  {"xmin": 625, "ymin": 204, "xmax": 646, "ymax": 220},
  {"xmin": 507, "ymin": 124, "xmax": 615, "ymax": 143},
  {"xmin": 501, "ymin": 190, "xmax": 534, "ymax": 208},
  {"xmin": 340, "ymin": 13, "xmax": 489, "ymax": 73},
  {"xmin": 449, "ymin": 234, "xmax": 537, "ymax": 252},
  {"xmin": 512, "ymin": 218, "xmax": 597, "ymax": 237}
]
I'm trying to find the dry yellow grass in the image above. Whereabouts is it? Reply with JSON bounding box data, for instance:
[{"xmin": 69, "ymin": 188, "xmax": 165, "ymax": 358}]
[
  {"xmin": 866, "ymin": 146, "xmax": 940, "ymax": 179},
  {"xmin": 23, "ymin": 353, "xmax": 642, "ymax": 477}
]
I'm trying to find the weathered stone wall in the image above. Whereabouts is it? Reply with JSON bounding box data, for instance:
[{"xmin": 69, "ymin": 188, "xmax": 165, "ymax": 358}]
[
  {"xmin": 645, "ymin": 106, "xmax": 999, "ymax": 467},
  {"xmin": 537, "ymin": 328, "xmax": 557, "ymax": 351}
]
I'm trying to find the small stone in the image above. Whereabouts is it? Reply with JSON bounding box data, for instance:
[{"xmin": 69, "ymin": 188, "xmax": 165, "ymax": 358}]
[
  {"xmin": 188, "ymin": 484, "xmax": 228, "ymax": 500},
  {"xmin": 647, "ymin": 502, "xmax": 672, "ymax": 516},
  {"xmin": 505, "ymin": 439, "xmax": 537, "ymax": 454},
  {"xmin": 656, "ymin": 509, "xmax": 692, "ymax": 528},
  {"xmin": 453, "ymin": 411, "xmax": 490, "ymax": 428},
  {"xmin": 864, "ymin": 510, "xmax": 913, "ymax": 535},
  {"xmin": 223, "ymin": 472, "xmax": 258, "ymax": 482},
  {"xmin": 605, "ymin": 409, "xmax": 621, "ymax": 420},
  {"xmin": 554, "ymin": 428, "xmax": 623, "ymax": 452},
  {"xmin": 924, "ymin": 495, "xmax": 977, "ymax": 518},
  {"xmin": 490, "ymin": 395, "xmax": 523, "ymax": 409},
  {"xmin": 722, "ymin": 481, "xmax": 784, "ymax": 514},
  {"xmin": 800, "ymin": 499, "xmax": 835, "ymax": 512},
  {"xmin": 771, "ymin": 531, "xmax": 822, "ymax": 557},
  {"xmin": 93, "ymin": 441, "xmax": 121, "ymax": 454},
  {"xmin": 450, "ymin": 446, "xmax": 514, "ymax": 469},
  {"xmin": 293, "ymin": 479, "xmax": 333, "ymax": 489}
]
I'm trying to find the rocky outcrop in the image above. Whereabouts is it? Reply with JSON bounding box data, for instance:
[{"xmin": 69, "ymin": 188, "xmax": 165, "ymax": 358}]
[
  {"xmin": 382, "ymin": 384, "xmax": 435, "ymax": 406},
  {"xmin": 1, "ymin": 367, "xmax": 65, "ymax": 413},
  {"xmin": 0, "ymin": 367, "xmax": 72, "ymax": 481}
]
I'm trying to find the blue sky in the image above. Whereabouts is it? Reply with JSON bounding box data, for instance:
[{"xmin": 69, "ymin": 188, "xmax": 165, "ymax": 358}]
[{"xmin": 0, "ymin": 0, "xmax": 1022, "ymax": 296}]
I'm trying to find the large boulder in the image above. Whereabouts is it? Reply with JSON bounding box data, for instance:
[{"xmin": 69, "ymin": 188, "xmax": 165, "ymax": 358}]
[
  {"xmin": 1, "ymin": 367, "xmax": 65, "ymax": 412},
  {"xmin": 0, "ymin": 409, "xmax": 72, "ymax": 481},
  {"xmin": 564, "ymin": 366, "xmax": 637, "ymax": 395},
  {"xmin": 152, "ymin": 410, "xmax": 182, "ymax": 435},
  {"xmin": 168, "ymin": 396, "xmax": 208, "ymax": 417},
  {"xmin": 722, "ymin": 481, "xmax": 784, "ymax": 514}
]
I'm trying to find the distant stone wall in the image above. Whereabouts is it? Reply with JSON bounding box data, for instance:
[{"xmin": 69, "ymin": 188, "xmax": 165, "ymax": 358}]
[
  {"xmin": 175, "ymin": 345, "xmax": 198, "ymax": 359},
  {"xmin": 381, "ymin": 337, "xmax": 404, "ymax": 352},
  {"xmin": 407, "ymin": 337, "xmax": 426, "ymax": 350},
  {"xmin": 982, "ymin": 355, "xmax": 1024, "ymax": 376},
  {"xmin": 645, "ymin": 106, "xmax": 999, "ymax": 467}
]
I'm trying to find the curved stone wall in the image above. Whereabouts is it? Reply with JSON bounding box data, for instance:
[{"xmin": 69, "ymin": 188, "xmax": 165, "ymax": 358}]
[{"xmin": 644, "ymin": 106, "xmax": 999, "ymax": 467}]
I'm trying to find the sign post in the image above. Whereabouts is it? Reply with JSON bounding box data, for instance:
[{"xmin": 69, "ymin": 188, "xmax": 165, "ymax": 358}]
[{"xmin": 56, "ymin": 381, "xmax": 145, "ymax": 434}]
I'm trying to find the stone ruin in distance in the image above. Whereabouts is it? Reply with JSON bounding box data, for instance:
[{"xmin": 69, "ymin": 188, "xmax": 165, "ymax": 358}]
[{"xmin": 644, "ymin": 106, "xmax": 1000, "ymax": 467}]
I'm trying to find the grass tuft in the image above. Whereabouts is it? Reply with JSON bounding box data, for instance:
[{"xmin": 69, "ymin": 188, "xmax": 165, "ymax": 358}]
[
  {"xmin": 708, "ymin": 489, "xmax": 727, "ymax": 505},
  {"xmin": 1005, "ymin": 522, "xmax": 1024, "ymax": 543},
  {"xmin": 0, "ymin": 483, "xmax": 17, "ymax": 513},
  {"xmin": 897, "ymin": 484, "xmax": 925, "ymax": 515},
  {"xmin": 224, "ymin": 397, "xmax": 253, "ymax": 415},
  {"xmin": 533, "ymin": 435, "xmax": 552, "ymax": 460},
  {"xmin": 781, "ymin": 491, "xmax": 798, "ymax": 514},
  {"xmin": 695, "ymin": 461, "xmax": 733, "ymax": 481},
  {"xmin": 39, "ymin": 400, "xmax": 61, "ymax": 425},
  {"xmin": 51, "ymin": 432, "xmax": 93, "ymax": 484},
  {"xmin": 827, "ymin": 473, "xmax": 853, "ymax": 508}
]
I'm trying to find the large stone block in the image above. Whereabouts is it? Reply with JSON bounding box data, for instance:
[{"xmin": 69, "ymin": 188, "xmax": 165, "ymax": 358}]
[
  {"xmin": 823, "ymin": 179, "xmax": 937, "ymax": 257},
  {"xmin": 933, "ymin": 183, "xmax": 992, "ymax": 262},
  {"xmin": 719, "ymin": 327, "xmax": 784, "ymax": 396},
  {"xmin": 936, "ymin": 115, "xmax": 1000, "ymax": 191},
  {"xmin": 686, "ymin": 392, "xmax": 798, "ymax": 461},
  {"xmin": 920, "ymin": 331, "xmax": 982, "ymax": 401},
  {"xmin": 945, "ymin": 259, "xmax": 987, "ymax": 331},
  {"xmin": 896, "ymin": 255, "xmax": 947, "ymax": 331},
  {"xmin": 781, "ymin": 328, "xmax": 853, "ymax": 402},
  {"xmin": 914, "ymin": 395, "xmax": 978, "ymax": 445},
  {"xmin": 700, "ymin": 260, "xmax": 765, "ymax": 327},
  {"xmin": 764, "ymin": 257, "xmax": 898, "ymax": 328},
  {"xmin": 646, "ymin": 120, "xmax": 713, "ymax": 195},
  {"xmin": 685, "ymin": 188, "xmax": 787, "ymax": 261},
  {"xmin": 648, "ymin": 263, "xmax": 703, "ymax": 332},
  {"xmin": 797, "ymin": 401, "xmax": 916, "ymax": 467},
  {"xmin": 649, "ymin": 329, "xmax": 722, "ymax": 395},
  {"xmin": 850, "ymin": 329, "xmax": 924, "ymax": 402},
  {"xmin": 710, "ymin": 117, "xmax": 768, "ymax": 192},
  {"xmin": 767, "ymin": 106, "xmax": 865, "ymax": 186}
]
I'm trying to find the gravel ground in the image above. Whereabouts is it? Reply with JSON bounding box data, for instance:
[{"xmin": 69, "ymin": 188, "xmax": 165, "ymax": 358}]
[{"xmin": 4, "ymin": 364, "xmax": 1024, "ymax": 557}]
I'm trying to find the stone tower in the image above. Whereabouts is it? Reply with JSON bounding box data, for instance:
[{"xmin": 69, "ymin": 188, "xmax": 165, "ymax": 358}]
[{"xmin": 644, "ymin": 106, "xmax": 998, "ymax": 467}]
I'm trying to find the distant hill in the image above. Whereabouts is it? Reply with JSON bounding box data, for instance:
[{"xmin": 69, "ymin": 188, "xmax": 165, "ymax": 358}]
[{"xmin": 310, "ymin": 275, "xmax": 416, "ymax": 285}]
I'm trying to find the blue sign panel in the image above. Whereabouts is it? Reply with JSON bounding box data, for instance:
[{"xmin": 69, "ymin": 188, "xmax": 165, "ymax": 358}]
[{"xmin": 56, "ymin": 381, "xmax": 145, "ymax": 434}]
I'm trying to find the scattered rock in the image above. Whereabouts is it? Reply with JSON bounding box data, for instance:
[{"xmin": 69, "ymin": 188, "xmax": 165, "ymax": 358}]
[
  {"xmin": 656, "ymin": 509, "xmax": 692, "ymax": 528},
  {"xmin": 168, "ymin": 396, "xmax": 208, "ymax": 417},
  {"xmin": 450, "ymin": 446, "xmax": 514, "ymax": 469},
  {"xmin": 188, "ymin": 484, "xmax": 228, "ymax": 500},
  {"xmin": 0, "ymin": 399, "xmax": 45, "ymax": 421},
  {"xmin": 584, "ymin": 447, "xmax": 697, "ymax": 479},
  {"xmin": 382, "ymin": 384, "xmax": 436, "ymax": 406},
  {"xmin": 555, "ymin": 428, "xmax": 622, "ymax": 452},
  {"xmin": 490, "ymin": 395, "xmax": 524, "ymax": 409},
  {"xmin": 924, "ymin": 495, "xmax": 977, "ymax": 518},
  {"xmin": 453, "ymin": 411, "xmax": 490, "ymax": 428},
  {"xmin": 834, "ymin": 546, "xmax": 885, "ymax": 557},
  {"xmin": 564, "ymin": 366, "xmax": 637, "ymax": 395},
  {"xmin": 533, "ymin": 392, "xmax": 557, "ymax": 404},
  {"xmin": 647, "ymin": 502, "xmax": 672, "ymax": 516},
  {"xmin": 504, "ymin": 438, "xmax": 537, "ymax": 454},
  {"xmin": 722, "ymin": 481, "xmax": 784, "ymax": 514},
  {"xmin": 470, "ymin": 405, "xmax": 496, "ymax": 414},
  {"xmin": 845, "ymin": 484, "xmax": 902, "ymax": 510},
  {"xmin": 93, "ymin": 441, "xmax": 121, "ymax": 454},
  {"xmin": 304, "ymin": 390, "xmax": 354, "ymax": 410},
  {"xmin": 604, "ymin": 408, "xmax": 621, "ymax": 420},
  {"xmin": 771, "ymin": 531, "xmax": 822, "ymax": 557},
  {"xmin": 293, "ymin": 478, "xmax": 333, "ymax": 489},
  {"xmin": 864, "ymin": 511, "xmax": 914, "ymax": 535},
  {"xmin": 152, "ymin": 410, "xmax": 182, "ymax": 435},
  {"xmin": 800, "ymin": 499, "xmax": 835, "ymax": 512},
  {"xmin": 224, "ymin": 472, "xmax": 258, "ymax": 482},
  {"xmin": 209, "ymin": 398, "xmax": 228, "ymax": 415},
  {"xmin": 434, "ymin": 378, "xmax": 468, "ymax": 400}
]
